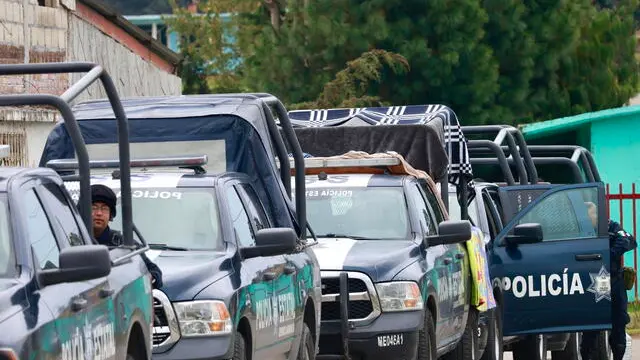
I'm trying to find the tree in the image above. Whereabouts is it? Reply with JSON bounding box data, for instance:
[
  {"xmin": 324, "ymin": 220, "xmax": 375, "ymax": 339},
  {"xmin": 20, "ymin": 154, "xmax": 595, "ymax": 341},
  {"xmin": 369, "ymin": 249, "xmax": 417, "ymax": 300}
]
[
  {"xmin": 558, "ymin": 0, "xmax": 640, "ymax": 114},
  {"xmin": 169, "ymin": 0, "xmax": 639, "ymax": 125},
  {"xmin": 481, "ymin": 0, "xmax": 536, "ymax": 124}
]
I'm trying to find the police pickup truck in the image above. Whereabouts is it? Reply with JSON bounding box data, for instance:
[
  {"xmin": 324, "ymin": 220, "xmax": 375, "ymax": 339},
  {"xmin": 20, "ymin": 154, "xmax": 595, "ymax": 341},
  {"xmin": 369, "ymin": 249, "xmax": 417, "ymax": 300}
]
[
  {"xmin": 40, "ymin": 94, "xmax": 323, "ymax": 360},
  {"xmin": 447, "ymin": 131, "xmax": 615, "ymax": 360},
  {"xmin": 0, "ymin": 62, "xmax": 153, "ymax": 360},
  {"xmin": 288, "ymin": 154, "xmax": 476, "ymax": 360}
]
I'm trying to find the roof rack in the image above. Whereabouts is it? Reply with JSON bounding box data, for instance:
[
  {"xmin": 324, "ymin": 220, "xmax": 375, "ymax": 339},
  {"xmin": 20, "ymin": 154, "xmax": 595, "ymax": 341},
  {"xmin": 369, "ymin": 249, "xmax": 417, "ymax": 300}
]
[
  {"xmin": 0, "ymin": 145, "xmax": 9, "ymax": 160},
  {"xmin": 48, "ymin": 155, "xmax": 208, "ymax": 178},
  {"xmin": 462, "ymin": 125, "xmax": 537, "ymax": 184},
  {"xmin": 0, "ymin": 62, "xmax": 140, "ymax": 252}
]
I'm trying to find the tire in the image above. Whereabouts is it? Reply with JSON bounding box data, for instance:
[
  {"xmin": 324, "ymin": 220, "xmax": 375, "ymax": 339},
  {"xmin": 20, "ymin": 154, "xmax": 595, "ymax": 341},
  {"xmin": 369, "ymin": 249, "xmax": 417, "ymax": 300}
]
[
  {"xmin": 233, "ymin": 331, "xmax": 247, "ymax": 360},
  {"xmin": 513, "ymin": 334, "xmax": 547, "ymax": 360},
  {"xmin": 297, "ymin": 322, "xmax": 315, "ymax": 360},
  {"xmin": 443, "ymin": 308, "xmax": 480, "ymax": 360},
  {"xmin": 551, "ymin": 333, "xmax": 580, "ymax": 360},
  {"xmin": 481, "ymin": 308, "xmax": 503, "ymax": 360},
  {"xmin": 417, "ymin": 310, "xmax": 437, "ymax": 360}
]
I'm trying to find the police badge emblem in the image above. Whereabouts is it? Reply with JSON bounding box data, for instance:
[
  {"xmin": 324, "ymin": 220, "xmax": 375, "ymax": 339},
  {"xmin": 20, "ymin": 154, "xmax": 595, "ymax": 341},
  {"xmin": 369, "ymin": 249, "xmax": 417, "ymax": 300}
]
[{"xmin": 587, "ymin": 265, "xmax": 611, "ymax": 302}]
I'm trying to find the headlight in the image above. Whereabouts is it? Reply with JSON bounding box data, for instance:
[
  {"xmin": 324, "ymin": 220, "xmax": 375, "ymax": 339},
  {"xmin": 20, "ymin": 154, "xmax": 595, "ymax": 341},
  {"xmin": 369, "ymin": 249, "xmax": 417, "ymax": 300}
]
[
  {"xmin": 375, "ymin": 281, "xmax": 423, "ymax": 312},
  {"xmin": 173, "ymin": 300, "xmax": 232, "ymax": 336}
]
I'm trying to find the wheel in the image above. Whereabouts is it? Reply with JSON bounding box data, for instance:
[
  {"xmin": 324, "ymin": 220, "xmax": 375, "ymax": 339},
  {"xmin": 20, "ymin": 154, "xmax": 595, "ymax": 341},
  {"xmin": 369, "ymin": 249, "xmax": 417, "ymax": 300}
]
[
  {"xmin": 443, "ymin": 308, "xmax": 479, "ymax": 360},
  {"xmin": 297, "ymin": 322, "xmax": 315, "ymax": 360},
  {"xmin": 417, "ymin": 310, "xmax": 437, "ymax": 360},
  {"xmin": 513, "ymin": 334, "xmax": 546, "ymax": 360},
  {"xmin": 233, "ymin": 331, "xmax": 247, "ymax": 360},
  {"xmin": 481, "ymin": 308, "xmax": 503, "ymax": 360},
  {"xmin": 551, "ymin": 333, "xmax": 580, "ymax": 360}
]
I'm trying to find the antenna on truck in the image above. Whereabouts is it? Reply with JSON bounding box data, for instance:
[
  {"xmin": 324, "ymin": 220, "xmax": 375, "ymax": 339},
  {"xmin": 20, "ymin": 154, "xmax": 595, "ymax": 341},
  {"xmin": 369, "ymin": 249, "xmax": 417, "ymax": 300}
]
[{"xmin": 0, "ymin": 62, "xmax": 140, "ymax": 254}]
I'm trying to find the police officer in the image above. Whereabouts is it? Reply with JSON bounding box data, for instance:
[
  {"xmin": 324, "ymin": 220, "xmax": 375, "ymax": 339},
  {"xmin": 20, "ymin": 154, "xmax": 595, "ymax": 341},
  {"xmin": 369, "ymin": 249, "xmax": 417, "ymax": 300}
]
[
  {"xmin": 90, "ymin": 184, "xmax": 163, "ymax": 288},
  {"xmin": 581, "ymin": 202, "xmax": 637, "ymax": 360}
]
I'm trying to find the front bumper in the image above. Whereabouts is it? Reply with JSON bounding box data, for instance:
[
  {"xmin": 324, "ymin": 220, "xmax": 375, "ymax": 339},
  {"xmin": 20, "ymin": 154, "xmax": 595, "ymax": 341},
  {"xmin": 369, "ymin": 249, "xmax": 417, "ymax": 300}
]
[
  {"xmin": 151, "ymin": 335, "xmax": 233, "ymax": 360},
  {"xmin": 317, "ymin": 310, "xmax": 422, "ymax": 360}
]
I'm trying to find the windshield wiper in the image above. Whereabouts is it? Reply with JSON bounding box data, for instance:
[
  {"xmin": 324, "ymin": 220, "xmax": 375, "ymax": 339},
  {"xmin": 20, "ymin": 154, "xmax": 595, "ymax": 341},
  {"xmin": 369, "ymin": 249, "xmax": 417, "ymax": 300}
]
[
  {"xmin": 148, "ymin": 243, "xmax": 189, "ymax": 251},
  {"xmin": 317, "ymin": 234, "xmax": 376, "ymax": 240}
]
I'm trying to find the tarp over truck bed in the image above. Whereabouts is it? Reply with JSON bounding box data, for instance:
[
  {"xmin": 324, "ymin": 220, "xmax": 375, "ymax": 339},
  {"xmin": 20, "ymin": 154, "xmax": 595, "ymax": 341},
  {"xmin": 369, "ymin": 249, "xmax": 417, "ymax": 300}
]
[{"xmin": 286, "ymin": 104, "xmax": 474, "ymax": 188}]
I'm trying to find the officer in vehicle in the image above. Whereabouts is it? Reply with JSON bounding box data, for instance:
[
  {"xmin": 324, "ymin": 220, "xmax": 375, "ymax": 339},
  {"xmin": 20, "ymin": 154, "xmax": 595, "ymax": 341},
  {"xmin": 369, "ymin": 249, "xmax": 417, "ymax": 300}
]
[
  {"xmin": 581, "ymin": 201, "xmax": 637, "ymax": 360},
  {"xmin": 90, "ymin": 184, "xmax": 163, "ymax": 288}
]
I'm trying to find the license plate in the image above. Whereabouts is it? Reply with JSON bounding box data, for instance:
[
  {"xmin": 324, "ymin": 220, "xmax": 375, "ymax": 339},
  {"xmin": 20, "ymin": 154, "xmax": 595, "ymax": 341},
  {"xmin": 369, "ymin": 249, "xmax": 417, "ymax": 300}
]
[{"xmin": 377, "ymin": 334, "xmax": 404, "ymax": 347}]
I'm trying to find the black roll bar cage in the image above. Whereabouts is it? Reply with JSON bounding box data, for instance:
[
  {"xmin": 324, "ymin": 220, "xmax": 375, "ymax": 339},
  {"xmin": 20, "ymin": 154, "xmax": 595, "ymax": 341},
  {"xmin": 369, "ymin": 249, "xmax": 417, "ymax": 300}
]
[
  {"xmin": 462, "ymin": 125, "xmax": 538, "ymax": 184},
  {"xmin": 468, "ymin": 145, "xmax": 599, "ymax": 184},
  {"xmin": 0, "ymin": 62, "xmax": 141, "ymax": 251},
  {"xmin": 470, "ymin": 157, "xmax": 584, "ymax": 184}
]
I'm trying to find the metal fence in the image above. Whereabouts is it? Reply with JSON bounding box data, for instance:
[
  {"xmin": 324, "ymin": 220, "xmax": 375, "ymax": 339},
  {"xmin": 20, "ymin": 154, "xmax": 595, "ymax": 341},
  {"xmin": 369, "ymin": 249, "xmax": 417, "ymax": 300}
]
[{"xmin": 606, "ymin": 183, "xmax": 639, "ymax": 302}]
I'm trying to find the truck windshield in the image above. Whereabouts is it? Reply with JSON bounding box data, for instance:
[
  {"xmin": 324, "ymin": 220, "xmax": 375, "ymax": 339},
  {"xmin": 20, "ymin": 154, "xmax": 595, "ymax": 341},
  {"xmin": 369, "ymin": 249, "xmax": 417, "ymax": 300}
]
[
  {"xmin": 305, "ymin": 187, "xmax": 410, "ymax": 239},
  {"xmin": 110, "ymin": 188, "xmax": 222, "ymax": 251},
  {"xmin": 0, "ymin": 195, "xmax": 16, "ymax": 278}
]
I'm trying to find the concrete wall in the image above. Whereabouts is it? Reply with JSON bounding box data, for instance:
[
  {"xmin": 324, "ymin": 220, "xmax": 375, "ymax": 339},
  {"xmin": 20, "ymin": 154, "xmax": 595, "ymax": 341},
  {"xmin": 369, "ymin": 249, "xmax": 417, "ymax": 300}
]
[{"xmin": 0, "ymin": 0, "xmax": 182, "ymax": 166}]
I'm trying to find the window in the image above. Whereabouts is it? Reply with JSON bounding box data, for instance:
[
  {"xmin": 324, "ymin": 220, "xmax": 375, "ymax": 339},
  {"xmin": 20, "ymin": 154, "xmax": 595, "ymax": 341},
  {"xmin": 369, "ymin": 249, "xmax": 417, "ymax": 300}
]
[
  {"xmin": 0, "ymin": 195, "xmax": 16, "ymax": 278},
  {"xmin": 305, "ymin": 186, "xmax": 411, "ymax": 239},
  {"xmin": 237, "ymin": 184, "xmax": 270, "ymax": 231},
  {"xmin": 412, "ymin": 185, "xmax": 437, "ymax": 235},
  {"xmin": 38, "ymin": 183, "xmax": 84, "ymax": 246},
  {"xmin": 226, "ymin": 187, "xmax": 255, "ymax": 247},
  {"xmin": 516, "ymin": 187, "xmax": 599, "ymax": 241},
  {"xmin": 421, "ymin": 183, "xmax": 445, "ymax": 224},
  {"xmin": 110, "ymin": 187, "xmax": 222, "ymax": 250},
  {"xmin": 24, "ymin": 190, "xmax": 59, "ymax": 269}
]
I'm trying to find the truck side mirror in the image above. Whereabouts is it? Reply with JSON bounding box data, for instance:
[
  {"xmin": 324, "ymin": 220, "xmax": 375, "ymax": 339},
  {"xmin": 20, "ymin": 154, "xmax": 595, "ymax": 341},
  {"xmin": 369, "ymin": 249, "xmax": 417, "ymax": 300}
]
[
  {"xmin": 39, "ymin": 245, "xmax": 112, "ymax": 286},
  {"xmin": 505, "ymin": 223, "xmax": 543, "ymax": 246},
  {"xmin": 241, "ymin": 228, "xmax": 297, "ymax": 259},
  {"xmin": 427, "ymin": 220, "xmax": 472, "ymax": 246}
]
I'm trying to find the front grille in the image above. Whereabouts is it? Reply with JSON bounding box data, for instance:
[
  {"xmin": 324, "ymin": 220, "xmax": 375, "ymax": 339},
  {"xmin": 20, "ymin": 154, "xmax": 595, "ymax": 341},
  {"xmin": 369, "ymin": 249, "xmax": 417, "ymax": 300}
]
[
  {"xmin": 320, "ymin": 272, "xmax": 378, "ymax": 324},
  {"xmin": 152, "ymin": 296, "xmax": 171, "ymax": 345},
  {"xmin": 321, "ymin": 277, "xmax": 368, "ymax": 294},
  {"xmin": 321, "ymin": 300, "xmax": 374, "ymax": 320}
]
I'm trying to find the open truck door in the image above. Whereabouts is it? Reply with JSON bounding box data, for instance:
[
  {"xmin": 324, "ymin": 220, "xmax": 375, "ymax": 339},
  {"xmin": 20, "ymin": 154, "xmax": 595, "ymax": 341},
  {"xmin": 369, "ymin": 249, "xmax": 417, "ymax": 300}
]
[{"xmin": 489, "ymin": 182, "xmax": 612, "ymax": 335}]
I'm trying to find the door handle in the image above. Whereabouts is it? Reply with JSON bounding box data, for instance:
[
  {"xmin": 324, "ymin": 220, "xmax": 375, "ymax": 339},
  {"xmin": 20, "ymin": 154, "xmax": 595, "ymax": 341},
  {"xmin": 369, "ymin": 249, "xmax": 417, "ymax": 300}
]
[
  {"xmin": 284, "ymin": 265, "xmax": 296, "ymax": 275},
  {"xmin": 575, "ymin": 254, "xmax": 602, "ymax": 261},
  {"xmin": 99, "ymin": 288, "xmax": 115, "ymax": 298},
  {"xmin": 262, "ymin": 272, "xmax": 276, "ymax": 281},
  {"xmin": 443, "ymin": 258, "xmax": 453, "ymax": 265},
  {"xmin": 71, "ymin": 298, "xmax": 88, "ymax": 312},
  {"xmin": 455, "ymin": 253, "xmax": 465, "ymax": 260}
]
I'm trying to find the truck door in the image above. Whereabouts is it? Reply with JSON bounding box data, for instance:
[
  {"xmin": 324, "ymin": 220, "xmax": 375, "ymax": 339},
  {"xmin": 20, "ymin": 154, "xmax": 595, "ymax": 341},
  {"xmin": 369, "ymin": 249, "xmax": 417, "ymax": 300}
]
[
  {"xmin": 225, "ymin": 185, "xmax": 279, "ymax": 358},
  {"xmin": 236, "ymin": 183, "xmax": 299, "ymax": 357},
  {"xmin": 489, "ymin": 183, "xmax": 612, "ymax": 335},
  {"xmin": 34, "ymin": 182, "xmax": 118, "ymax": 359}
]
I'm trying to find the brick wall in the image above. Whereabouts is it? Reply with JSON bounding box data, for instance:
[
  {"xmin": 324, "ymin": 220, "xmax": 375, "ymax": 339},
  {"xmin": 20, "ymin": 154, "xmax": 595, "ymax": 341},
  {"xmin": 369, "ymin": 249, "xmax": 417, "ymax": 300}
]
[{"xmin": 0, "ymin": 0, "xmax": 182, "ymax": 166}]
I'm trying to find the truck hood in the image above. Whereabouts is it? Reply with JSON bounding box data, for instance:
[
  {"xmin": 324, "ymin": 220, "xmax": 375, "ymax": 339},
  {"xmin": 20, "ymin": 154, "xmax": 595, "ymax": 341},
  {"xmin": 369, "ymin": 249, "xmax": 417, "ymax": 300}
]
[
  {"xmin": 146, "ymin": 250, "xmax": 231, "ymax": 301},
  {"xmin": 312, "ymin": 238, "xmax": 421, "ymax": 283}
]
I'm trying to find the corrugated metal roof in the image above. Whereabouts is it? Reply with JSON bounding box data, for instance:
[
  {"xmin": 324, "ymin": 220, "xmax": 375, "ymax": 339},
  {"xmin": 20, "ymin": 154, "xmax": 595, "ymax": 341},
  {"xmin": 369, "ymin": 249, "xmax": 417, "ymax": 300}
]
[{"xmin": 520, "ymin": 105, "xmax": 640, "ymax": 139}]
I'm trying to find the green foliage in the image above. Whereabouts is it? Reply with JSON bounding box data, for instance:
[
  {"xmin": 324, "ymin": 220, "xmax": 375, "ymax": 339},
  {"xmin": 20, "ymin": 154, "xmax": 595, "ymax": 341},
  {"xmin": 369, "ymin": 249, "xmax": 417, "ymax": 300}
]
[
  {"xmin": 289, "ymin": 49, "xmax": 410, "ymax": 109},
  {"xmin": 168, "ymin": 0, "xmax": 640, "ymax": 125}
]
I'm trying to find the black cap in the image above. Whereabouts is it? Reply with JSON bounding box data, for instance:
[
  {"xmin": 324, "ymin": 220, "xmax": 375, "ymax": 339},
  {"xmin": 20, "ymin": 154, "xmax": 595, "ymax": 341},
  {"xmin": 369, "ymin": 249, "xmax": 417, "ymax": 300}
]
[{"xmin": 91, "ymin": 184, "xmax": 117, "ymax": 219}]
